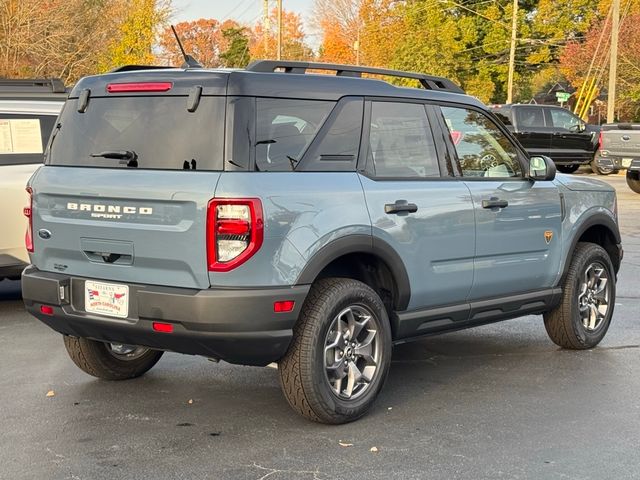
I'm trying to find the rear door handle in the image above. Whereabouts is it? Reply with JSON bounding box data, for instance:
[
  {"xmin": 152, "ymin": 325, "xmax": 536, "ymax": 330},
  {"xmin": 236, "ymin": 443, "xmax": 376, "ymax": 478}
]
[
  {"xmin": 482, "ymin": 198, "xmax": 508, "ymax": 209},
  {"xmin": 385, "ymin": 200, "xmax": 418, "ymax": 214}
]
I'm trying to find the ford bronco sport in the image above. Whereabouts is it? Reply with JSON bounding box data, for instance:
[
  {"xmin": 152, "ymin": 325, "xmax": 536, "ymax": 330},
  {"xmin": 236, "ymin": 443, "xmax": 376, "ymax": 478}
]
[{"xmin": 22, "ymin": 61, "xmax": 622, "ymax": 423}]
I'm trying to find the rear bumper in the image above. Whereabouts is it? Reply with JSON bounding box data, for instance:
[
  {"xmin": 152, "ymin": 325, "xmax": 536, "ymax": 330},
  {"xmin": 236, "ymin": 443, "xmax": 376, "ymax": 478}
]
[
  {"xmin": 596, "ymin": 156, "xmax": 640, "ymax": 171},
  {"xmin": 21, "ymin": 266, "xmax": 309, "ymax": 366}
]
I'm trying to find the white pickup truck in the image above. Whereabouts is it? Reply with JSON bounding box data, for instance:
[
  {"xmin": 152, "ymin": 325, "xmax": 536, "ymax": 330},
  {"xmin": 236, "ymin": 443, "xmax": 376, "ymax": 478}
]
[
  {"xmin": 594, "ymin": 123, "xmax": 640, "ymax": 193},
  {"xmin": 0, "ymin": 80, "xmax": 65, "ymax": 280}
]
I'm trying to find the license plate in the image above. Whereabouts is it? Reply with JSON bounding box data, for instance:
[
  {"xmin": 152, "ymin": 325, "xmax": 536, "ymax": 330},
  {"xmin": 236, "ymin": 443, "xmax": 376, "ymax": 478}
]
[
  {"xmin": 85, "ymin": 281, "xmax": 129, "ymax": 318},
  {"xmin": 623, "ymin": 158, "xmax": 633, "ymax": 168}
]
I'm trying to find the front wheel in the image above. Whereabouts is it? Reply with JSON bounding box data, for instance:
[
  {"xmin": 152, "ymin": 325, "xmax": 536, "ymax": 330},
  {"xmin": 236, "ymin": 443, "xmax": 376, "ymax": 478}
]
[
  {"xmin": 63, "ymin": 336, "xmax": 163, "ymax": 380},
  {"xmin": 543, "ymin": 243, "xmax": 615, "ymax": 349},
  {"xmin": 279, "ymin": 278, "xmax": 392, "ymax": 424},
  {"xmin": 556, "ymin": 164, "xmax": 580, "ymax": 174},
  {"xmin": 626, "ymin": 170, "xmax": 640, "ymax": 193}
]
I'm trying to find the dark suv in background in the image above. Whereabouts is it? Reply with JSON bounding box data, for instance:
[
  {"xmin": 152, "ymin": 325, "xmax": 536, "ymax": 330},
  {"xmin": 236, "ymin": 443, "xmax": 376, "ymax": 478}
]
[{"xmin": 491, "ymin": 104, "xmax": 600, "ymax": 174}]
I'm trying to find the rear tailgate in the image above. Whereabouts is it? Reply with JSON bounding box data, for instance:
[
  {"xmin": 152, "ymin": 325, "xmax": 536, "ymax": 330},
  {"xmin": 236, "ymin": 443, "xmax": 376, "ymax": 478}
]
[
  {"xmin": 30, "ymin": 167, "xmax": 219, "ymax": 289},
  {"xmin": 601, "ymin": 124, "xmax": 640, "ymax": 158},
  {"xmin": 29, "ymin": 69, "xmax": 228, "ymax": 289}
]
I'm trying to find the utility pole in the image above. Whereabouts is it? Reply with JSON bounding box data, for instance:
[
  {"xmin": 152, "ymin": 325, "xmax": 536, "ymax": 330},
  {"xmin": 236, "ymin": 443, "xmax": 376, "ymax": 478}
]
[
  {"xmin": 506, "ymin": 0, "xmax": 518, "ymax": 104},
  {"xmin": 355, "ymin": 22, "xmax": 360, "ymax": 65},
  {"xmin": 277, "ymin": 0, "xmax": 282, "ymax": 60},
  {"xmin": 263, "ymin": 0, "xmax": 269, "ymax": 56},
  {"xmin": 607, "ymin": 0, "xmax": 620, "ymax": 123}
]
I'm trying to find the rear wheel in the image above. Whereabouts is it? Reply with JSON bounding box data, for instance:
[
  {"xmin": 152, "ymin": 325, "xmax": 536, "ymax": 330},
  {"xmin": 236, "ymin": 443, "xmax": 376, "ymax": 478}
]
[
  {"xmin": 543, "ymin": 243, "xmax": 615, "ymax": 349},
  {"xmin": 556, "ymin": 164, "xmax": 580, "ymax": 174},
  {"xmin": 626, "ymin": 170, "xmax": 640, "ymax": 193},
  {"xmin": 279, "ymin": 278, "xmax": 392, "ymax": 424},
  {"xmin": 63, "ymin": 336, "xmax": 163, "ymax": 380}
]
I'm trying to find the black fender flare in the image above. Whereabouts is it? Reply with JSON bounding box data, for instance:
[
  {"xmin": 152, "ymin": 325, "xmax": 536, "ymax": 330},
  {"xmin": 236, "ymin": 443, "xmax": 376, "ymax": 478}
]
[
  {"xmin": 296, "ymin": 234, "xmax": 411, "ymax": 311},
  {"xmin": 561, "ymin": 212, "xmax": 622, "ymax": 281}
]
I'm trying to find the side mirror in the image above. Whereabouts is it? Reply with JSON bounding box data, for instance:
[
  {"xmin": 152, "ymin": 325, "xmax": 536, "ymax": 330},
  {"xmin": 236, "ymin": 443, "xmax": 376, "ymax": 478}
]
[
  {"xmin": 529, "ymin": 155, "xmax": 556, "ymax": 181},
  {"xmin": 570, "ymin": 122, "xmax": 586, "ymax": 133}
]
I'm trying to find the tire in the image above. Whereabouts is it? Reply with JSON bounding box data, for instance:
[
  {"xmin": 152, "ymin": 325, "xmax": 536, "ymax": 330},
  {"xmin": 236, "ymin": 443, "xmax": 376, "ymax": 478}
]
[
  {"xmin": 556, "ymin": 164, "xmax": 580, "ymax": 174},
  {"xmin": 590, "ymin": 158, "xmax": 615, "ymax": 175},
  {"xmin": 279, "ymin": 278, "xmax": 392, "ymax": 424},
  {"xmin": 626, "ymin": 170, "xmax": 640, "ymax": 193},
  {"xmin": 543, "ymin": 243, "xmax": 616, "ymax": 349},
  {"xmin": 63, "ymin": 336, "xmax": 163, "ymax": 380}
]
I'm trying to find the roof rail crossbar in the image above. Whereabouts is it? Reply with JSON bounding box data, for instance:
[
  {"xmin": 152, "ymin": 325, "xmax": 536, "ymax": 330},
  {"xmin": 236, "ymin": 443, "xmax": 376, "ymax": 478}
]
[
  {"xmin": 0, "ymin": 78, "xmax": 66, "ymax": 93},
  {"xmin": 246, "ymin": 60, "xmax": 464, "ymax": 94}
]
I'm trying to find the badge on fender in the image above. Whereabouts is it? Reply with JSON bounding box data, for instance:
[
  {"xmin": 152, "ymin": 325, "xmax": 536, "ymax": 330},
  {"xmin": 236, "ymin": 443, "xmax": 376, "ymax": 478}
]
[{"xmin": 544, "ymin": 230, "xmax": 553, "ymax": 244}]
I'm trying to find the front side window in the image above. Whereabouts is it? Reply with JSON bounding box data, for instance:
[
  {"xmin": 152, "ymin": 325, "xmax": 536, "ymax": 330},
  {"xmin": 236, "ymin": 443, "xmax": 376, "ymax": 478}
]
[
  {"xmin": 548, "ymin": 108, "xmax": 581, "ymax": 130},
  {"xmin": 255, "ymin": 98, "xmax": 334, "ymax": 171},
  {"xmin": 368, "ymin": 102, "xmax": 439, "ymax": 178},
  {"xmin": 440, "ymin": 106, "xmax": 523, "ymax": 178}
]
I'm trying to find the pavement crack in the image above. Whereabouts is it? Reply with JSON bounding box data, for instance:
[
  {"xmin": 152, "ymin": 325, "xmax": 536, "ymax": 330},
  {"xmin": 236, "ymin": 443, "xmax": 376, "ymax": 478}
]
[{"xmin": 247, "ymin": 462, "xmax": 330, "ymax": 480}]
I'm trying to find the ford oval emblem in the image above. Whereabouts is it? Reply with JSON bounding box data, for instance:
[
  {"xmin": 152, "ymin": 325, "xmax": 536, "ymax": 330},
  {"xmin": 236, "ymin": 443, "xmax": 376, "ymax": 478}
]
[
  {"xmin": 622, "ymin": 135, "xmax": 630, "ymax": 141},
  {"xmin": 38, "ymin": 229, "xmax": 52, "ymax": 239}
]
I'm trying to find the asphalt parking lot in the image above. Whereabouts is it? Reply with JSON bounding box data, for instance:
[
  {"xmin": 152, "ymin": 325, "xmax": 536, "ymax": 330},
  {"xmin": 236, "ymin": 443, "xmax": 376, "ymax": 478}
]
[{"xmin": 1, "ymin": 170, "xmax": 638, "ymax": 480}]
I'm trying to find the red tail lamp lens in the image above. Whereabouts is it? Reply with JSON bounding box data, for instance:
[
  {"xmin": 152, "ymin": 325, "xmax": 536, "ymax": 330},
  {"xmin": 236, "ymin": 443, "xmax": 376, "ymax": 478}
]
[
  {"xmin": 273, "ymin": 300, "xmax": 295, "ymax": 313},
  {"xmin": 40, "ymin": 305, "xmax": 54, "ymax": 316},
  {"xmin": 152, "ymin": 322, "xmax": 174, "ymax": 333},
  {"xmin": 106, "ymin": 82, "xmax": 173, "ymax": 93},
  {"xmin": 25, "ymin": 186, "xmax": 33, "ymax": 253}
]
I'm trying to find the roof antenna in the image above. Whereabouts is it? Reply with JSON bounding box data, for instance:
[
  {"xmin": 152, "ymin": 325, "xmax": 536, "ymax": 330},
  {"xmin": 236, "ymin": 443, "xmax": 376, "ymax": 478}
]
[{"xmin": 171, "ymin": 25, "xmax": 203, "ymax": 69}]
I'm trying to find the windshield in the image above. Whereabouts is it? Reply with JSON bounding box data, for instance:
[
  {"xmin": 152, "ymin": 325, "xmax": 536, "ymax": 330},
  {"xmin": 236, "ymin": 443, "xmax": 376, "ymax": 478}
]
[{"xmin": 47, "ymin": 96, "xmax": 225, "ymax": 170}]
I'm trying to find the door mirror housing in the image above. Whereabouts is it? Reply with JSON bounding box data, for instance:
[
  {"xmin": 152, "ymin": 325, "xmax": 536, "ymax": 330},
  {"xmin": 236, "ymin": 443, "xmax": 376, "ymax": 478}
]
[
  {"xmin": 529, "ymin": 155, "xmax": 556, "ymax": 181},
  {"xmin": 569, "ymin": 122, "xmax": 586, "ymax": 133}
]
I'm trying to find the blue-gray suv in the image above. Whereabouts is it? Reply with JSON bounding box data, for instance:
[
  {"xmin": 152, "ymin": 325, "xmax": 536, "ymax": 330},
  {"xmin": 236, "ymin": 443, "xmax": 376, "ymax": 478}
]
[{"xmin": 22, "ymin": 61, "xmax": 623, "ymax": 423}]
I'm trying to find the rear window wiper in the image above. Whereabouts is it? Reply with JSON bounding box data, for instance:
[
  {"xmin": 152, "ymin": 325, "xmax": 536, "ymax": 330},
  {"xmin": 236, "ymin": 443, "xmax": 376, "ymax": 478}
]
[{"xmin": 90, "ymin": 150, "xmax": 138, "ymax": 168}]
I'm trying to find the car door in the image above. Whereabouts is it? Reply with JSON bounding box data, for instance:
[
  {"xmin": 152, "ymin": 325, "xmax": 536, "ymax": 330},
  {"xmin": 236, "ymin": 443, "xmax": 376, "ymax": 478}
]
[
  {"xmin": 513, "ymin": 105, "xmax": 553, "ymax": 157},
  {"xmin": 545, "ymin": 107, "xmax": 595, "ymax": 161},
  {"xmin": 437, "ymin": 105, "xmax": 563, "ymax": 300},
  {"xmin": 358, "ymin": 100, "xmax": 475, "ymax": 318}
]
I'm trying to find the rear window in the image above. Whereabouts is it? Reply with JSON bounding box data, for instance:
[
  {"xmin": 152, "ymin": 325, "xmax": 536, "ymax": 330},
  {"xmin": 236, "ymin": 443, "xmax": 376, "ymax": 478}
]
[
  {"xmin": 0, "ymin": 114, "xmax": 57, "ymax": 165},
  {"xmin": 47, "ymin": 96, "xmax": 225, "ymax": 170}
]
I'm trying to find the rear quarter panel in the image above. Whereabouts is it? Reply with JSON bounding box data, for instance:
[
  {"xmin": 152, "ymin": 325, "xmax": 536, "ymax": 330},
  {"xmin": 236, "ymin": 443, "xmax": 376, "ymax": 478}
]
[{"xmin": 211, "ymin": 172, "xmax": 371, "ymax": 287}]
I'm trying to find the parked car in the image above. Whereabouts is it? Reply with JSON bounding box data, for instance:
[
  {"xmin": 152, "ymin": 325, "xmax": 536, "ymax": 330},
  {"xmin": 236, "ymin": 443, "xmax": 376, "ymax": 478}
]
[
  {"xmin": 491, "ymin": 104, "xmax": 600, "ymax": 174},
  {"xmin": 22, "ymin": 61, "xmax": 622, "ymax": 423},
  {"xmin": 0, "ymin": 79, "xmax": 66, "ymax": 280},
  {"xmin": 594, "ymin": 123, "xmax": 640, "ymax": 192}
]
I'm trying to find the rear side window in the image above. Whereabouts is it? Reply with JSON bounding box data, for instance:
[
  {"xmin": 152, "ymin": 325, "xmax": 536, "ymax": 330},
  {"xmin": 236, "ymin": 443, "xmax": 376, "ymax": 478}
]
[
  {"xmin": 515, "ymin": 106, "xmax": 545, "ymax": 128},
  {"xmin": 368, "ymin": 102, "xmax": 439, "ymax": 178},
  {"xmin": 47, "ymin": 96, "xmax": 225, "ymax": 170},
  {"xmin": 0, "ymin": 114, "xmax": 57, "ymax": 165},
  {"xmin": 255, "ymin": 98, "xmax": 334, "ymax": 171}
]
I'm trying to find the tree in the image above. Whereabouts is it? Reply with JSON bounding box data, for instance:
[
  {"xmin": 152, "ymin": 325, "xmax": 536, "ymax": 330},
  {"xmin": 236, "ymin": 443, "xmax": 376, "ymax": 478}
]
[
  {"xmin": 314, "ymin": 0, "xmax": 361, "ymax": 64},
  {"xmin": 99, "ymin": 0, "xmax": 171, "ymax": 71},
  {"xmin": 219, "ymin": 26, "xmax": 251, "ymax": 68},
  {"xmin": 249, "ymin": 8, "xmax": 312, "ymax": 60},
  {"xmin": 158, "ymin": 18, "xmax": 241, "ymax": 68},
  {"xmin": 560, "ymin": 12, "xmax": 640, "ymax": 120}
]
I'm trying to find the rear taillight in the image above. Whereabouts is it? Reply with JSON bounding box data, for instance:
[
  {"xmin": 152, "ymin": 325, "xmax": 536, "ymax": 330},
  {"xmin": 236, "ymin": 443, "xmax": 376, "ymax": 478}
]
[
  {"xmin": 598, "ymin": 131, "xmax": 603, "ymax": 151},
  {"xmin": 24, "ymin": 186, "xmax": 33, "ymax": 253},
  {"xmin": 207, "ymin": 199, "xmax": 263, "ymax": 272}
]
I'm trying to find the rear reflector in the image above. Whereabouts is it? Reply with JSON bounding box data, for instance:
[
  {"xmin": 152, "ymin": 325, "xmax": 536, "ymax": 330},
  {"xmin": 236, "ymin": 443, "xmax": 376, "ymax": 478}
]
[
  {"xmin": 273, "ymin": 300, "xmax": 295, "ymax": 313},
  {"xmin": 40, "ymin": 305, "xmax": 54, "ymax": 316},
  {"xmin": 106, "ymin": 82, "xmax": 173, "ymax": 93},
  {"xmin": 152, "ymin": 322, "xmax": 173, "ymax": 333}
]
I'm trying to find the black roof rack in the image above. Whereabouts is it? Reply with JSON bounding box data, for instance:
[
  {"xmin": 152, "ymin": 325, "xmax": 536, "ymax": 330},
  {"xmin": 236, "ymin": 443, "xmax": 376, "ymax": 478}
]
[
  {"xmin": 246, "ymin": 60, "xmax": 465, "ymax": 94},
  {"xmin": 110, "ymin": 65, "xmax": 179, "ymax": 73},
  {"xmin": 0, "ymin": 78, "xmax": 66, "ymax": 94}
]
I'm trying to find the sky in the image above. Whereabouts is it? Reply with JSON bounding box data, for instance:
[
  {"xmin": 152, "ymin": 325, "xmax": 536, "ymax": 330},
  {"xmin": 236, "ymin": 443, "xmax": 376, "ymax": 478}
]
[{"xmin": 172, "ymin": 0, "xmax": 315, "ymax": 29}]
